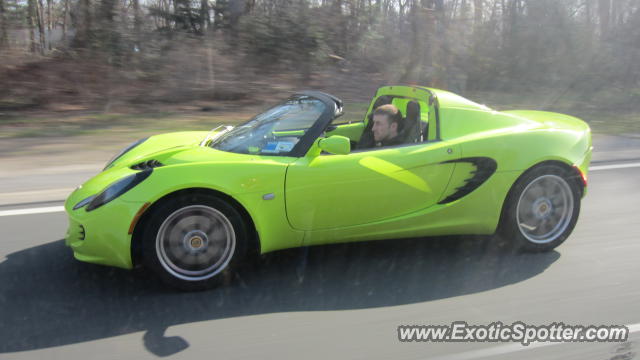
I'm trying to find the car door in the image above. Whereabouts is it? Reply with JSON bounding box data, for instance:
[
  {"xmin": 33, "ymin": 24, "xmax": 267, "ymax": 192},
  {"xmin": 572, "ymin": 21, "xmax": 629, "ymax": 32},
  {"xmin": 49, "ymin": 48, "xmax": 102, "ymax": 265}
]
[{"xmin": 284, "ymin": 141, "xmax": 460, "ymax": 232}]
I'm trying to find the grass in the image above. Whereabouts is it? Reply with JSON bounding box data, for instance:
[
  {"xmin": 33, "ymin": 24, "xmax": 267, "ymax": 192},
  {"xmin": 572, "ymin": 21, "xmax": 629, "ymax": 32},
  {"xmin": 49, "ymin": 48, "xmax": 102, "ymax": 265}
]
[
  {"xmin": 0, "ymin": 109, "xmax": 259, "ymax": 139},
  {"xmin": 0, "ymin": 101, "xmax": 374, "ymax": 139},
  {"xmin": 0, "ymin": 93, "xmax": 637, "ymax": 139}
]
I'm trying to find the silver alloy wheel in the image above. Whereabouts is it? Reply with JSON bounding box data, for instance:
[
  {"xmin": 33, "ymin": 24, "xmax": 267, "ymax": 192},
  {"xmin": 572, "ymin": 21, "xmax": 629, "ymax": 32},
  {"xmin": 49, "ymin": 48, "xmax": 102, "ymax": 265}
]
[
  {"xmin": 516, "ymin": 174, "xmax": 574, "ymax": 244},
  {"xmin": 155, "ymin": 205, "xmax": 236, "ymax": 281}
]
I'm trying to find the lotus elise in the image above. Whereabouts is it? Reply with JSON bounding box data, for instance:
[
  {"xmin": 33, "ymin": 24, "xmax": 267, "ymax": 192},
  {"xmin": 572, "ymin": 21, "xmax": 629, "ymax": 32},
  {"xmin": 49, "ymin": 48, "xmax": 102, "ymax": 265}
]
[{"xmin": 64, "ymin": 86, "xmax": 592, "ymax": 290}]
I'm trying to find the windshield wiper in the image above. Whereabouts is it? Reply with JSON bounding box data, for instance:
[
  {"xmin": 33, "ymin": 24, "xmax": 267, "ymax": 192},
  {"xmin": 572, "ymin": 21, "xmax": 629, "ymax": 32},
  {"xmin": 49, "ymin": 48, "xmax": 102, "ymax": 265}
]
[{"xmin": 200, "ymin": 125, "xmax": 234, "ymax": 147}]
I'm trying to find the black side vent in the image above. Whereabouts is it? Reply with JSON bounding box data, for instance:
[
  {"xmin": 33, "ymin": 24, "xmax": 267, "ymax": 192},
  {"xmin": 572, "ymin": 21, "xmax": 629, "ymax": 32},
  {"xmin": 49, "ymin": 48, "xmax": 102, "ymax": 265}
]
[
  {"xmin": 438, "ymin": 157, "xmax": 497, "ymax": 204},
  {"xmin": 79, "ymin": 225, "xmax": 86, "ymax": 241},
  {"xmin": 131, "ymin": 160, "xmax": 163, "ymax": 171}
]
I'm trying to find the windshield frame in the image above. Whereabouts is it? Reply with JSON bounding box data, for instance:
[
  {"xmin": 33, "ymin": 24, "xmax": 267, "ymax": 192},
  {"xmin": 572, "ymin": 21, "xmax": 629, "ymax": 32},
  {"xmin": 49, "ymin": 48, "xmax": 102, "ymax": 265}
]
[
  {"xmin": 210, "ymin": 91, "xmax": 341, "ymax": 157},
  {"xmin": 289, "ymin": 91, "xmax": 342, "ymax": 157}
]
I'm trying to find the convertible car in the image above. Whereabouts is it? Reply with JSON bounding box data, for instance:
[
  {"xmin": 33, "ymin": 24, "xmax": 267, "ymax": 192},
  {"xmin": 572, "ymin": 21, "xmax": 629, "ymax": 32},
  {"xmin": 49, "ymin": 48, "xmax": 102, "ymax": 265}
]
[{"xmin": 64, "ymin": 86, "xmax": 592, "ymax": 290}]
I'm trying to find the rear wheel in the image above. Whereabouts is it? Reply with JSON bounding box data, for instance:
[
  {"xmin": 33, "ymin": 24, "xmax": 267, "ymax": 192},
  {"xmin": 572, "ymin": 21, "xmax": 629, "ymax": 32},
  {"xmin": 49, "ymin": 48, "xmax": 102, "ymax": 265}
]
[
  {"xmin": 142, "ymin": 193, "xmax": 251, "ymax": 290},
  {"xmin": 499, "ymin": 164, "xmax": 581, "ymax": 252}
]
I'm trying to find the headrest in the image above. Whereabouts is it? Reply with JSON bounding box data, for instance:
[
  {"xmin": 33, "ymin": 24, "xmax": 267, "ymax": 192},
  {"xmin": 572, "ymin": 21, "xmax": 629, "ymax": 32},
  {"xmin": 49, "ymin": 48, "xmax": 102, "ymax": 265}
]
[
  {"xmin": 372, "ymin": 95, "xmax": 393, "ymax": 109},
  {"xmin": 406, "ymin": 101, "xmax": 420, "ymax": 123}
]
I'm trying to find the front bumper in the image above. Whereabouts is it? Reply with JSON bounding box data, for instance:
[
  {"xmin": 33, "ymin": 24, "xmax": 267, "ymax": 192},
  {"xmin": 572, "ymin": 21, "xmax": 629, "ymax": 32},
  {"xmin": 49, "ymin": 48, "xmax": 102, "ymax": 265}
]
[
  {"xmin": 65, "ymin": 196, "xmax": 145, "ymax": 269},
  {"xmin": 576, "ymin": 145, "xmax": 593, "ymax": 198}
]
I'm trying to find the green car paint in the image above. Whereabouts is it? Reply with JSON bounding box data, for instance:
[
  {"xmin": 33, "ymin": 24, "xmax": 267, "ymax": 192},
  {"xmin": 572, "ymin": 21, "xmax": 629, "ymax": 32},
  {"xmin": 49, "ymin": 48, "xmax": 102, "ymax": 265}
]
[
  {"xmin": 64, "ymin": 86, "xmax": 592, "ymax": 270},
  {"xmin": 317, "ymin": 135, "xmax": 351, "ymax": 155},
  {"xmin": 286, "ymin": 140, "xmax": 460, "ymax": 231}
]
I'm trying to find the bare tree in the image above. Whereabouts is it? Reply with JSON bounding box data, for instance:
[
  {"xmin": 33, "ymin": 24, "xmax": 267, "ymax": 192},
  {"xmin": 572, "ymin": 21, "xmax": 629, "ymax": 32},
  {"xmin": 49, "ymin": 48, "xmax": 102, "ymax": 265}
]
[
  {"xmin": 97, "ymin": 0, "xmax": 117, "ymax": 53},
  {"xmin": 400, "ymin": 0, "xmax": 430, "ymax": 83},
  {"xmin": 36, "ymin": 0, "xmax": 46, "ymax": 53},
  {"xmin": 62, "ymin": 0, "xmax": 70, "ymax": 41},
  {"xmin": 3, "ymin": 0, "xmax": 640, "ymax": 105},
  {"xmin": 73, "ymin": 0, "xmax": 92, "ymax": 48},
  {"xmin": 0, "ymin": 0, "xmax": 8, "ymax": 48},
  {"xmin": 132, "ymin": 0, "xmax": 141, "ymax": 48},
  {"xmin": 598, "ymin": 0, "xmax": 610, "ymax": 37},
  {"xmin": 27, "ymin": 0, "xmax": 37, "ymax": 52},
  {"xmin": 46, "ymin": 0, "xmax": 52, "ymax": 49},
  {"xmin": 200, "ymin": 0, "xmax": 209, "ymax": 32},
  {"xmin": 473, "ymin": 0, "xmax": 482, "ymax": 27}
]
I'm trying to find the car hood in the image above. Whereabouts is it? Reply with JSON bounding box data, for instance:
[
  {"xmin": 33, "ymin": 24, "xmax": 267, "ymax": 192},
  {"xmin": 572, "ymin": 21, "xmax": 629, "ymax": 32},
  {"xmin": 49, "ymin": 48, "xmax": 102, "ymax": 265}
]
[
  {"xmin": 107, "ymin": 131, "xmax": 209, "ymax": 169},
  {"xmin": 67, "ymin": 131, "xmax": 271, "ymax": 207},
  {"xmin": 107, "ymin": 130, "xmax": 274, "ymax": 167}
]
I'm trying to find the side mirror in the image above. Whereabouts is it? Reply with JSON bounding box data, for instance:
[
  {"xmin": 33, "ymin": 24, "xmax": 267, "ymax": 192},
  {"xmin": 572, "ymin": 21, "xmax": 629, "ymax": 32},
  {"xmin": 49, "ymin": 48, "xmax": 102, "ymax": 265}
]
[{"xmin": 318, "ymin": 135, "xmax": 351, "ymax": 155}]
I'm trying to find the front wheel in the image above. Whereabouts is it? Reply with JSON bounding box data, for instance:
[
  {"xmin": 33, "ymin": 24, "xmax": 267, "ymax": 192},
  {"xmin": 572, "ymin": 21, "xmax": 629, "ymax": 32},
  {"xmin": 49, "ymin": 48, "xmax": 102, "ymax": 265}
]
[
  {"xmin": 142, "ymin": 194, "xmax": 251, "ymax": 290},
  {"xmin": 498, "ymin": 164, "xmax": 582, "ymax": 252}
]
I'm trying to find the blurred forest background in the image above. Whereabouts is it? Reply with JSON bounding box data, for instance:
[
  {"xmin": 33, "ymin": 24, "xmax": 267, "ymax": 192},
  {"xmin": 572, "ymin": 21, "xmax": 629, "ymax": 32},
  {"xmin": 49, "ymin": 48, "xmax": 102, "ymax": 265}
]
[{"xmin": 0, "ymin": 0, "xmax": 639, "ymax": 135}]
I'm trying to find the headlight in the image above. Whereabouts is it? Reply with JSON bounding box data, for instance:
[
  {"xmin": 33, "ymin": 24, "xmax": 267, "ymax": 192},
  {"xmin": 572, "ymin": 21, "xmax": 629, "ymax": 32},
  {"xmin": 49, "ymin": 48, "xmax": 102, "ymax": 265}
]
[
  {"xmin": 86, "ymin": 170, "xmax": 152, "ymax": 211},
  {"xmin": 73, "ymin": 195, "xmax": 96, "ymax": 210},
  {"xmin": 103, "ymin": 137, "xmax": 149, "ymax": 171}
]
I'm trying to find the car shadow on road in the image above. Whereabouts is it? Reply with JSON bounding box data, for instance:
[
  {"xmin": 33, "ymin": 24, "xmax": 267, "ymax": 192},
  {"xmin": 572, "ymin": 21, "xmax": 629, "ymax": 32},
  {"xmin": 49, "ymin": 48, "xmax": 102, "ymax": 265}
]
[{"xmin": 0, "ymin": 236, "xmax": 560, "ymax": 356}]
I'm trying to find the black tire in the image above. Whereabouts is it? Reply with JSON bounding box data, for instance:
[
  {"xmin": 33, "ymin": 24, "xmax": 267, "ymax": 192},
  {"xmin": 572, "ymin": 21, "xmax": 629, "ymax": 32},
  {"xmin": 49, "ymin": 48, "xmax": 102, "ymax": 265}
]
[
  {"xmin": 498, "ymin": 164, "xmax": 581, "ymax": 252},
  {"xmin": 142, "ymin": 193, "xmax": 251, "ymax": 291}
]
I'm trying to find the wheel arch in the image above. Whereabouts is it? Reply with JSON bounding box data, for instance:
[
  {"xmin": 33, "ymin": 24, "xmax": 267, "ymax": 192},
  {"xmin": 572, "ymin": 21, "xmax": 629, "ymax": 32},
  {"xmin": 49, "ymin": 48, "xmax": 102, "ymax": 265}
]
[
  {"xmin": 497, "ymin": 159, "xmax": 584, "ymax": 233},
  {"xmin": 130, "ymin": 187, "xmax": 259, "ymax": 267},
  {"xmin": 518, "ymin": 159, "xmax": 585, "ymax": 196}
]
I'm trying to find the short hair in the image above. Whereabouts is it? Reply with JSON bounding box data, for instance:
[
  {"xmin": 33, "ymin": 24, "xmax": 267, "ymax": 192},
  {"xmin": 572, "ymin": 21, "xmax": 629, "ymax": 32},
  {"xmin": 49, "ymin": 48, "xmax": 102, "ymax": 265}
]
[{"xmin": 373, "ymin": 104, "xmax": 403, "ymax": 129}]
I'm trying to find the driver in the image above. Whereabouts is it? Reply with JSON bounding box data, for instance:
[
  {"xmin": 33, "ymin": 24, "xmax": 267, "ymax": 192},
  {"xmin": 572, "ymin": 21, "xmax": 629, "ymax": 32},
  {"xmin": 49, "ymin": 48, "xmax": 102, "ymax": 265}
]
[{"xmin": 360, "ymin": 104, "xmax": 404, "ymax": 149}]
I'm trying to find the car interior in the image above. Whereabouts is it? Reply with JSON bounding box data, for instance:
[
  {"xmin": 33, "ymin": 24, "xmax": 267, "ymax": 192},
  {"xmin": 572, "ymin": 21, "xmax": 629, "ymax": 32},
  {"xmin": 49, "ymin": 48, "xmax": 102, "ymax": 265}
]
[{"xmin": 325, "ymin": 95, "xmax": 430, "ymax": 151}]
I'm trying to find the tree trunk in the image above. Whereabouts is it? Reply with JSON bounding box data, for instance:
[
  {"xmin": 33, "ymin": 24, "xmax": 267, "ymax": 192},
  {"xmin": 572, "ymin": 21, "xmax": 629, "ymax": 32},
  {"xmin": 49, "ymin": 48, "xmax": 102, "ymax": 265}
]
[
  {"xmin": 133, "ymin": 0, "xmax": 141, "ymax": 41},
  {"xmin": 598, "ymin": 0, "xmax": 610, "ymax": 38},
  {"xmin": 28, "ymin": 0, "xmax": 37, "ymax": 52},
  {"xmin": 36, "ymin": 0, "xmax": 46, "ymax": 54},
  {"xmin": 450, "ymin": 0, "xmax": 459, "ymax": 21},
  {"xmin": 430, "ymin": 0, "xmax": 448, "ymax": 88},
  {"xmin": 74, "ymin": 0, "xmax": 92, "ymax": 48},
  {"xmin": 500, "ymin": 0, "xmax": 506, "ymax": 41},
  {"xmin": 98, "ymin": 0, "xmax": 116, "ymax": 25},
  {"xmin": 46, "ymin": 0, "xmax": 51, "ymax": 49},
  {"xmin": 399, "ymin": 0, "xmax": 423, "ymax": 83},
  {"xmin": 611, "ymin": 0, "xmax": 619, "ymax": 27},
  {"xmin": 473, "ymin": 0, "xmax": 482, "ymax": 27},
  {"xmin": 199, "ymin": 0, "xmax": 209, "ymax": 32},
  {"xmin": 62, "ymin": 0, "xmax": 69, "ymax": 41},
  {"xmin": 0, "ymin": 0, "xmax": 8, "ymax": 48},
  {"xmin": 162, "ymin": 0, "xmax": 169, "ymax": 28},
  {"xmin": 98, "ymin": 0, "xmax": 117, "ymax": 53}
]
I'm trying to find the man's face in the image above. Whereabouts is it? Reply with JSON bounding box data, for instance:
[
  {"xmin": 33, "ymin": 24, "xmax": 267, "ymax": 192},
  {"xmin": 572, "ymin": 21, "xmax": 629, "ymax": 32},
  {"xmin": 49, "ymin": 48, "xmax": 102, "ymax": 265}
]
[{"xmin": 372, "ymin": 114, "xmax": 398, "ymax": 142}]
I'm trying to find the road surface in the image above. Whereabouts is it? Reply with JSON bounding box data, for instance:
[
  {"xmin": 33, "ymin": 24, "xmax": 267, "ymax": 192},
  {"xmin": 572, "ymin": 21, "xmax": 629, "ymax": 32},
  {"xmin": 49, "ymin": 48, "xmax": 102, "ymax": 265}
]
[{"xmin": 0, "ymin": 135, "xmax": 639, "ymax": 360}]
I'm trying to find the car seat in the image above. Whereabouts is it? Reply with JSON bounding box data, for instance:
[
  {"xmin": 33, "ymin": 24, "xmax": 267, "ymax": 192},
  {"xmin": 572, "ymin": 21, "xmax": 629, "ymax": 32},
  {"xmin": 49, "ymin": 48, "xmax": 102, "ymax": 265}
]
[{"xmin": 401, "ymin": 100, "xmax": 427, "ymax": 143}]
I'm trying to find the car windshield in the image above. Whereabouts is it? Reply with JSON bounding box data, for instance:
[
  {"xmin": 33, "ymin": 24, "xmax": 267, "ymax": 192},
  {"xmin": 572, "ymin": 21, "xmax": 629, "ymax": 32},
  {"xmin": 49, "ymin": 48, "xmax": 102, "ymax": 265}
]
[{"xmin": 210, "ymin": 95, "xmax": 326, "ymax": 156}]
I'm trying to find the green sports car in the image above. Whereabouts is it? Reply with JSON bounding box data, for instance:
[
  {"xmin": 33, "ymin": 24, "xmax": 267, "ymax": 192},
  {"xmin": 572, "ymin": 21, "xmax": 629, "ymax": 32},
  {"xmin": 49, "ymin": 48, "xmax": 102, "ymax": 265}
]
[{"xmin": 64, "ymin": 85, "xmax": 592, "ymax": 290}]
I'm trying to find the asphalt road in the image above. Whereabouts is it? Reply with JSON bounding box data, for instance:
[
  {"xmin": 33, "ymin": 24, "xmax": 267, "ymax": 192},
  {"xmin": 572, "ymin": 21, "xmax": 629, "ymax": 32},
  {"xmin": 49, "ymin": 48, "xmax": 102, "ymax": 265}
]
[{"xmin": 1, "ymin": 146, "xmax": 639, "ymax": 359}]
